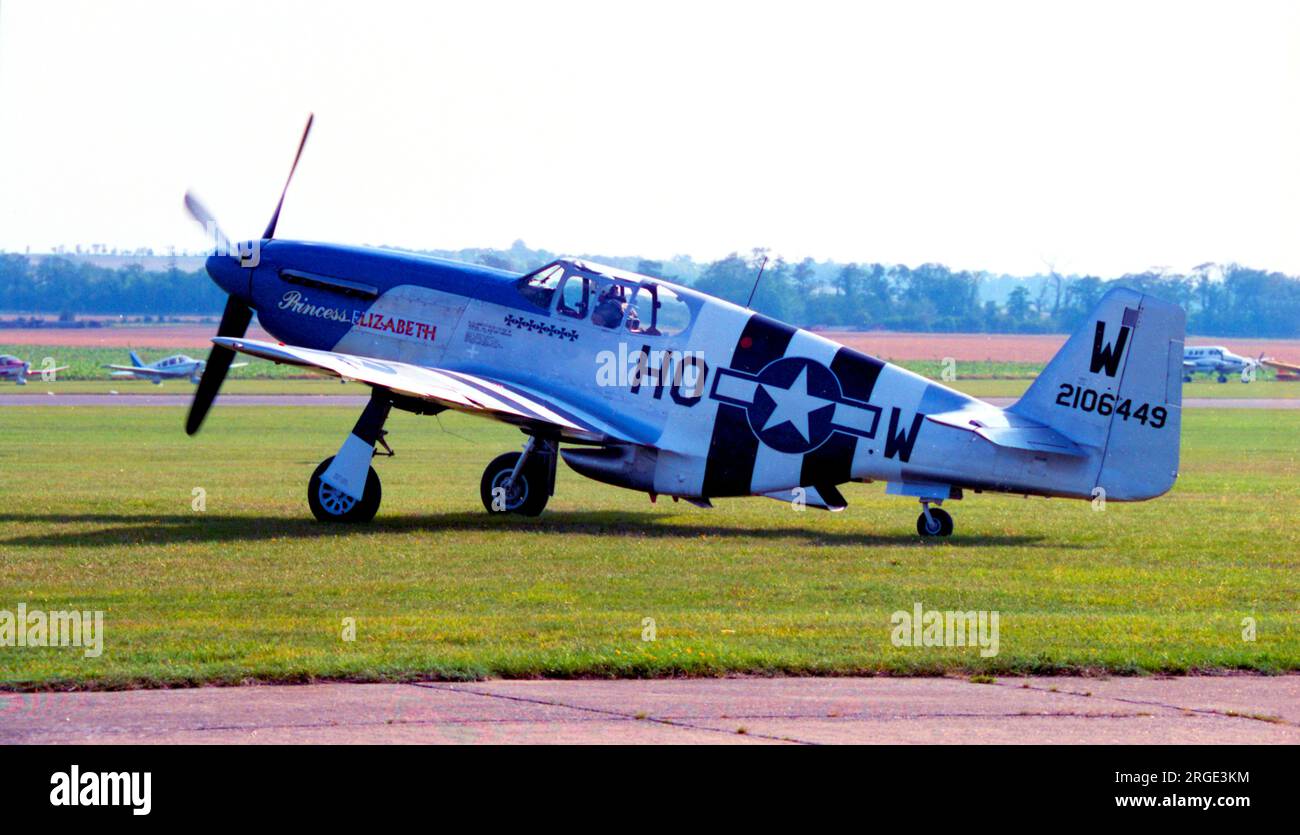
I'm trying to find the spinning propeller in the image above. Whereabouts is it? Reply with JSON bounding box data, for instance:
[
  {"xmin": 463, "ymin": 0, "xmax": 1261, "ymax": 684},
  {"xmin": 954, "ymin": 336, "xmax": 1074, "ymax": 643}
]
[{"xmin": 182, "ymin": 114, "xmax": 314, "ymax": 435}]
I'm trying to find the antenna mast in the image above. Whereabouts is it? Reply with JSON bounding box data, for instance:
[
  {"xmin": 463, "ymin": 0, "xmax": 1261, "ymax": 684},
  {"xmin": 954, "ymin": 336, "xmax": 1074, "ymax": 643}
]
[{"xmin": 745, "ymin": 255, "xmax": 769, "ymax": 308}]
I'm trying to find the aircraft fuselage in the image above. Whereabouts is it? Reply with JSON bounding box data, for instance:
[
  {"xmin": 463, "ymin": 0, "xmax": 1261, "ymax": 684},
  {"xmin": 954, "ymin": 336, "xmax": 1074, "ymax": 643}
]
[{"xmin": 214, "ymin": 241, "xmax": 1141, "ymax": 506}]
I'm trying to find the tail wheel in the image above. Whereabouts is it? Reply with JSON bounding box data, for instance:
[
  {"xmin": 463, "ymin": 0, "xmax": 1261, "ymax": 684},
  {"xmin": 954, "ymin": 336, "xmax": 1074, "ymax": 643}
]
[
  {"xmin": 308, "ymin": 456, "xmax": 381, "ymax": 523},
  {"xmin": 480, "ymin": 451, "xmax": 549, "ymax": 516},
  {"xmin": 916, "ymin": 507, "xmax": 954, "ymax": 537}
]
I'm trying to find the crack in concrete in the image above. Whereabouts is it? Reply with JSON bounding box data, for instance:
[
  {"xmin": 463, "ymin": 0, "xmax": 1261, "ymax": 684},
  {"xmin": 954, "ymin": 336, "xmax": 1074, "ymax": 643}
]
[
  {"xmin": 411, "ymin": 682, "xmax": 813, "ymax": 744},
  {"xmin": 989, "ymin": 680, "xmax": 1297, "ymax": 727}
]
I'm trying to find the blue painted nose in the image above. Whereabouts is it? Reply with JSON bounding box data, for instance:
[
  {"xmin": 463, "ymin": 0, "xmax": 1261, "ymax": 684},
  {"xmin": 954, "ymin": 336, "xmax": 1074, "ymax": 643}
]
[{"xmin": 204, "ymin": 248, "xmax": 253, "ymax": 302}]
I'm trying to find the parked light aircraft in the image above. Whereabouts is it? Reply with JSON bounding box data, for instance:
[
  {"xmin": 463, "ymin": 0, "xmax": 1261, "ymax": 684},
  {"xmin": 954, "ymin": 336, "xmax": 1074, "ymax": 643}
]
[
  {"xmin": 0, "ymin": 354, "xmax": 67, "ymax": 385},
  {"xmin": 1183, "ymin": 345, "xmax": 1267, "ymax": 383},
  {"xmin": 103, "ymin": 350, "xmax": 244, "ymax": 384},
  {"xmin": 183, "ymin": 117, "xmax": 1185, "ymax": 536}
]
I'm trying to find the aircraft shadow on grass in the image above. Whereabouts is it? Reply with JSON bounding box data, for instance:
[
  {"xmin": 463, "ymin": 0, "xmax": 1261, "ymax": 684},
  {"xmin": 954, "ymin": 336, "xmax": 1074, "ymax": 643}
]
[{"xmin": 0, "ymin": 511, "xmax": 1064, "ymax": 551}]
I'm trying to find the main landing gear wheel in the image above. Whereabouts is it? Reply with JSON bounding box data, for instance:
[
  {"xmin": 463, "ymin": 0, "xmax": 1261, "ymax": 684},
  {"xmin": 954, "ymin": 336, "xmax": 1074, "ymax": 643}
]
[
  {"xmin": 480, "ymin": 451, "xmax": 549, "ymax": 516},
  {"xmin": 308, "ymin": 456, "xmax": 382, "ymax": 523},
  {"xmin": 916, "ymin": 506, "xmax": 954, "ymax": 537}
]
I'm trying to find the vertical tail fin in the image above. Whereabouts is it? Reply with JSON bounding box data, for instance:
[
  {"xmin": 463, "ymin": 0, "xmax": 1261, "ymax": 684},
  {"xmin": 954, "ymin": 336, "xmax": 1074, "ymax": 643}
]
[
  {"xmin": 129, "ymin": 350, "xmax": 144, "ymax": 368},
  {"xmin": 1010, "ymin": 287, "xmax": 1184, "ymax": 500}
]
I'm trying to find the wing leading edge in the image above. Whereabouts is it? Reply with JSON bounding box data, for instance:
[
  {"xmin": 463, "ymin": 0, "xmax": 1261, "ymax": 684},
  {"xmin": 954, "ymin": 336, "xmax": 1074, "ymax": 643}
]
[{"xmin": 211, "ymin": 337, "xmax": 627, "ymax": 442}]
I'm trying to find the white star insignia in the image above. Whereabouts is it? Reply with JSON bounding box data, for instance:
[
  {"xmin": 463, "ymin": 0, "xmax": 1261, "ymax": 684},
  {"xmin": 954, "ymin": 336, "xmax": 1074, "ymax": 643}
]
[{"xmin": 760, "ymin": 366, "xmax": 827, "ymax": 442}]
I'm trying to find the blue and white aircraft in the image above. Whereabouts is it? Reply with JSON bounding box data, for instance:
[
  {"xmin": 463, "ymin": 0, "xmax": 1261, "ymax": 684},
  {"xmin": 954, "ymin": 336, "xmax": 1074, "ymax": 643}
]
[
  {"xmin": 104, "ymin": 350, "xmax": 246, "ymax": 384},
  {"xmin": 184, "ymin": 117, "xmax": 1185, "ymax": 536}
]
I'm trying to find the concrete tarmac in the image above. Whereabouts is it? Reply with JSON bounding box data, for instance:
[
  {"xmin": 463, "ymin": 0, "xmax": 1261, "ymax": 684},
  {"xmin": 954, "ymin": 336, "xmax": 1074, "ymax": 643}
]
[{"xmin": 3, "ymin": 676, "xmax": 1296, "ymax": 744}]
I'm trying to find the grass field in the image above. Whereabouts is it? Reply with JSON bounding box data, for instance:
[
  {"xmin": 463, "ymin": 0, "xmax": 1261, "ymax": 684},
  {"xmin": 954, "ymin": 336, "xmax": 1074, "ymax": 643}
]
[{"xmin": 0, "ymin": 405, "xmax": 1296, "ymax": 690}]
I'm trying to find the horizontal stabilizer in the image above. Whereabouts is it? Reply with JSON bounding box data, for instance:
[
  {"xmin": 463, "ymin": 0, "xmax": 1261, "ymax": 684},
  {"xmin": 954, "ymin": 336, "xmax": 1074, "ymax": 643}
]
[{"xmin": 925, "ymin": 409, "xmax": 1087, "ymax": 458}]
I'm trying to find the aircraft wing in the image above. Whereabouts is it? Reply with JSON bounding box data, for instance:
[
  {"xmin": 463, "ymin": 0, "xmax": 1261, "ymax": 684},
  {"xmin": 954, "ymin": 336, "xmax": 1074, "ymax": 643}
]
[
  {"xmin": 103, "ymin": 364, "xmax": 169, "ymax": 377},
  {"xmin": 1263, "ymin": 358, "xmax": 1300, "ymax": 374},
  {"xmin": 212, "ymin": 337, "xmax": 629, "ymax": 442},
  {"xmin": 21, "ymin": 365, "xmax": 69, "ymax": 378}
]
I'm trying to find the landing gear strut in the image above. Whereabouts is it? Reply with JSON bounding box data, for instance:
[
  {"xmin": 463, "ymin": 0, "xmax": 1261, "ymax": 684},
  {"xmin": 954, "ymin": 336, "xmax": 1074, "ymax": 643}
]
[
  {"xmin": 916, "ymin": 500, "xmax": 954, "ymax": 537},
  {"xmin": 308, "ymin": 390, "xmax": 390, "ymax": 523},
  {"xmin": 480, "ymin": 435, "xmax": 557, "ymax": 516}
]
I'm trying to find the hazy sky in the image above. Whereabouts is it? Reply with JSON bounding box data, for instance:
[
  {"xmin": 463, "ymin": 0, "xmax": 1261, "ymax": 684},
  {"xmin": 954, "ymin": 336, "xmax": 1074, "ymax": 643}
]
[{"xmin": 1, "ymin": 0, "xmax": 1297, "ymax": 276}]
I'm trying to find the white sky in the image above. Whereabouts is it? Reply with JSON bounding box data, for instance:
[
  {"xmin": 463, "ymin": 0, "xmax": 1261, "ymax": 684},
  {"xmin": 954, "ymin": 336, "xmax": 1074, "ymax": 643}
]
[{"xmin": 1, "ymin": 0, "xmax": 1297, "ymax": 276}]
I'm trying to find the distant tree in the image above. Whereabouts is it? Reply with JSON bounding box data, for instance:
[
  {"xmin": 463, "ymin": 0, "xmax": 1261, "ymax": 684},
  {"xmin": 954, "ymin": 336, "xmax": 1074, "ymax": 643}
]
[
  {"xmin": 792, "ymin": 257, "xmax": 817, "ymax": 291},
  {"xmin": 478, "ymin": 252, "xmax": 513, "ymax": 271},
  {"xmin": 693, "ymin": 253, "xmax": 753, "ymax": 305},
  {"xmin": 1006, "ymin": 285, "xmax": 1031, "ymax": 325}
]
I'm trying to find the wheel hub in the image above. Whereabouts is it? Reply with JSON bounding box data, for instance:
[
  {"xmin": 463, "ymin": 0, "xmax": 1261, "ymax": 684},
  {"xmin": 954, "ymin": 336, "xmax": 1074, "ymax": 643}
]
[
  {"xmin": 319, "ymin": 481, "xmax": 358, "ymax": 515},
  {"xmin": 491, "ymin": 471, "xmax": 528, "ymax": 510}
]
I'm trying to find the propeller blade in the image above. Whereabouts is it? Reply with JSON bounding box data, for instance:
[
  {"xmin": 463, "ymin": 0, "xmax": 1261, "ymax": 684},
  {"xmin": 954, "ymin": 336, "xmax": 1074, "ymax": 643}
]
[
  {"xmin": 185, "ymin": 296, "xmax": 253, "ymax": 435},
  {"xmin": 262, "ymin": 113, "xmax": 315, "ymax": 240},
  {"xmin": 184, "ymin": 191, "xmax": 233, "ymax": 257}
]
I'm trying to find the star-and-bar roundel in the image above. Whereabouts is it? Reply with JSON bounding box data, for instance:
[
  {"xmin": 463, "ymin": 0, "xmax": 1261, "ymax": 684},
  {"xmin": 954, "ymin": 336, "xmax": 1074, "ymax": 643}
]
[{"xmin": 709, "ymin": 356, "xmax": 882, "ymax": 454}]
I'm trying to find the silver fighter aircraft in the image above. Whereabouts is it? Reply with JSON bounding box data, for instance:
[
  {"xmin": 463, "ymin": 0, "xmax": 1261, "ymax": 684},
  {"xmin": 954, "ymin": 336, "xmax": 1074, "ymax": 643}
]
[{"xmin": 183, "ymin": 117, "xmax": 1185, "ymax": 537}]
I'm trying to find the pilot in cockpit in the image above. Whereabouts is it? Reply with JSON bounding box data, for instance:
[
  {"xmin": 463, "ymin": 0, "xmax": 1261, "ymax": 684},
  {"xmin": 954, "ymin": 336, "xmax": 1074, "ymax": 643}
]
[{"xmin": 592, "ymin": 285, "xmax": 626, "ymax": 328}]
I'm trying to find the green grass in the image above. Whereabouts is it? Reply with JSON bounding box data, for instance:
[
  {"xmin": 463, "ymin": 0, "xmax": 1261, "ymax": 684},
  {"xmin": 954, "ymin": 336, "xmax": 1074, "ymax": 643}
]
[
  {"xmin": 895, "ymin": 360, "xmax": 1042, "ymax": 380},
  {"xmin": 0, "ymin": 406, "xmax": 1296, "ymax": 689}
]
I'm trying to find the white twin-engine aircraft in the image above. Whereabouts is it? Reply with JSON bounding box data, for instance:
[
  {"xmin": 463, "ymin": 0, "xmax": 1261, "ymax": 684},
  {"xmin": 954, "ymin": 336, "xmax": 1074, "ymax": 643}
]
[
  {"xmin": 1182, "ymin": 345, "xmax": 1267, "ymax": 383},
  {"xmin": 183, "ymin": 117, "xmax": 1184, "ymax": 536}
]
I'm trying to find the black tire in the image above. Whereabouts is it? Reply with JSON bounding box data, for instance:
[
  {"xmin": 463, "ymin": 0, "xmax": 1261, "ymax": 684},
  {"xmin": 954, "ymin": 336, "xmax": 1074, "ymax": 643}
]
[
  {"xmin": 916, "ymin": 507, "xmax": 954, "ymax": 537},
  {"xmin": 308, "ymin": 456, "xmax": 381, "ymax": 523},
  {"xmin": 480, "ymin": 451, "xmax": 549, "ymax": 516},
  {"xmin": 1217, "ymin": 375, "xmax": 1227, "ymax": 383}
]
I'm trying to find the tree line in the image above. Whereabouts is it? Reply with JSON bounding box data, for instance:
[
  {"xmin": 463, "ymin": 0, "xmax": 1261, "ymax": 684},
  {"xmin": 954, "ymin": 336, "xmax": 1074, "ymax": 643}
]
[
  {"xmin": 2, "ymin": 246, "xmax": 1297, "ymax": 337},
  {"xmin": 682, "ymin": 251, "xmax": 1300, "ymax": 338}
]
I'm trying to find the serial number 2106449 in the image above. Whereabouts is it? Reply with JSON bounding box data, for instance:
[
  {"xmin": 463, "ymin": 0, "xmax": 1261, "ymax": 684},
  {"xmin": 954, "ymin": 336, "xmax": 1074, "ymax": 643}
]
[{"xmin": 1055, "ymin": 383, "xmax": 1167, "ymax": 428}]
